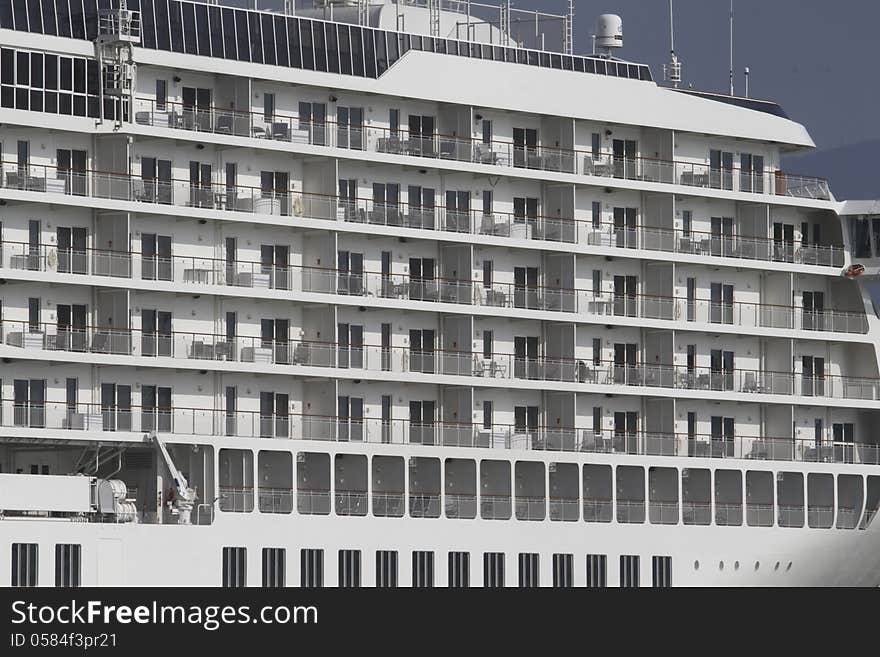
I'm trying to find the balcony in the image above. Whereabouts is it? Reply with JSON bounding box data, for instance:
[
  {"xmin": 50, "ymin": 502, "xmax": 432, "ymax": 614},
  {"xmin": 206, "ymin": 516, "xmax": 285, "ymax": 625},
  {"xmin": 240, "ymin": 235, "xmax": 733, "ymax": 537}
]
[
  {"xmin": 3, "ymin": 398, "xmax": 879, "ymax": 467},
  {"xmin": 0, "ymin": 242, "xmax": 866, "ymax": 334},
  {"xmin": 129, "ymin": 96, "xmax": 832, "ymax": 201},
  {"xmin": 0, "ymin": 160, "xmax": 844, "ymax": 268}
]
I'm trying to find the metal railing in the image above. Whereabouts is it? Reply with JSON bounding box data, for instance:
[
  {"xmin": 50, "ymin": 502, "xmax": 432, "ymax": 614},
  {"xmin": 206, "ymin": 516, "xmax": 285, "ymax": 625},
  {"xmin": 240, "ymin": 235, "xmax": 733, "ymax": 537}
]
[
  {"xmin": 130, "ymin": 96, "xmax": 833, "ymax": 201},
  {"xmin": 2, "ymin": 401, "xmax": 878, "ymax": 466},
  {"xmin": 0, "ymin": 242, "xmax": 865, "ymax": 334},
  {"xmin": 0, "ymin": 158, "xmax": 844, "ymax": 269}
]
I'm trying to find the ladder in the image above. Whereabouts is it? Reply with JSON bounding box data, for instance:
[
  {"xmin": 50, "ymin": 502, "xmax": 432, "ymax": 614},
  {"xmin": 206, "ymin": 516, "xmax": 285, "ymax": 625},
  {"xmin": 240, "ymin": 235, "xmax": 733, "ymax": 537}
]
[
  {"xmin": 94, "ymin": 1, "xmax": 141, "ymax": 128},
  {"xmin": 429, "ymin": 0, "xmax": 441, "ymax": 38}
]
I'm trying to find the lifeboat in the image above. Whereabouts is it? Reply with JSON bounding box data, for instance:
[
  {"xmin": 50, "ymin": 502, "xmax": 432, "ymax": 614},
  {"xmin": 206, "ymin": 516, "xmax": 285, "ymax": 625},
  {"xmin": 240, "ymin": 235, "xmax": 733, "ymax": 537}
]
[{"xmin": 844, "ymin": 263, "xmax": 865, "ymax": 277}]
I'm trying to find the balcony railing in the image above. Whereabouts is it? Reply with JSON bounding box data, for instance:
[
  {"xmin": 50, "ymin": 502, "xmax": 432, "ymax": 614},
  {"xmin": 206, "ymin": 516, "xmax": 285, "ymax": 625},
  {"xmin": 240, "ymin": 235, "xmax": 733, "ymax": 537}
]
[
  {"xmin": 2, "ymin": 400, "xmax": 877, "ymax": 466},
  {"xmin": 130, "ymin": 96, "xmax": 833, "ymax": 201},
  {"xmin": 0, "ymin": 243, "xmax": 865, "ymax": 334},
  {"xmin": 0, "ymin": 160, "xmax": 844, "ymax": 269},
  {"xmin": 3, "ymin": 320, "xmax": 877, "ymax": 400}
]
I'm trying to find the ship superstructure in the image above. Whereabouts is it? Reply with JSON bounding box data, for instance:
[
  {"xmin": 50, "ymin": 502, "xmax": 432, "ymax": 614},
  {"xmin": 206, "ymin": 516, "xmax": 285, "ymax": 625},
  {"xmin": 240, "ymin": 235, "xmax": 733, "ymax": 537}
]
[{"xmin": 1, "ymin": 0, "xmax": 879, "ymax": 587}]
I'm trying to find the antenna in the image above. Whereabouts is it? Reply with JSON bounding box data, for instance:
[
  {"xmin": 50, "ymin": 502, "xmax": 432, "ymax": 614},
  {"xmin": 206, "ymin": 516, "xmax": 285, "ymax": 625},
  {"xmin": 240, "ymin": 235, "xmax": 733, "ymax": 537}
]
[
  {"xmin": 744, "ymin": 66, "xmax": 750, "ymax": 98},
  {"xmin": 663, "ymin": 0, "xmax": 682, "ymax": 87},
  {"xmin": 728, "ymin": 0, "xmax": 734, "ymax": 95}
]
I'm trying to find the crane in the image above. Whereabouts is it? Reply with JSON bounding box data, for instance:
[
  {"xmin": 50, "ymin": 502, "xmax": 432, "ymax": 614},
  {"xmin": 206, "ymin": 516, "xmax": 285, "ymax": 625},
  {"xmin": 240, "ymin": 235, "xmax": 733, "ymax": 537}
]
[{"xmin": 147, "ymin": 431, "xmax": 197, "ymax": 525}]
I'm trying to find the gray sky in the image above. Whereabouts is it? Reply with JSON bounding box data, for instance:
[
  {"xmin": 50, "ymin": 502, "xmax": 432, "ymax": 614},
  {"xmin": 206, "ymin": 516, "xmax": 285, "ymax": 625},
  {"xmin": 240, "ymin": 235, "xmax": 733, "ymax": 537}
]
[{"xmin": 517, "ymin": 0, "xmax": 875, "ymax": 152}]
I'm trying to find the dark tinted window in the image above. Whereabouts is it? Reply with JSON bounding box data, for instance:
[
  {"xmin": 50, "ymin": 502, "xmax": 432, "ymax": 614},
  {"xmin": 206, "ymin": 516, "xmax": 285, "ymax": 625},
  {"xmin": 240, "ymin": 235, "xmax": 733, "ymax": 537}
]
[
  {"xmin": 313, "ymin": 21, "xmax": 326, "ymax": 71},
  {"xmin": 195, "ymin": 4, "xmax": 210, "ymax": 57},
  {"xmin": 300, "ymin": 19, "xmax": 314, "ymax": 70},
  {"xmin": 181, "ymin": 2, "xmax": 197, "ymax": 55},
  {"xmin": 221, "ymin": 8, "xmax": 236, "ymax": 59},
  {"xmin": 249, "ymin": 12, "xmax": 263, "ymax": 64},
  {"xmin": 261, "ymin": 14, "xmax": 276, "ymax": 65},
  {"xmin": 168, "ymin": 0, "xmax": 184, "ymax": 53}
]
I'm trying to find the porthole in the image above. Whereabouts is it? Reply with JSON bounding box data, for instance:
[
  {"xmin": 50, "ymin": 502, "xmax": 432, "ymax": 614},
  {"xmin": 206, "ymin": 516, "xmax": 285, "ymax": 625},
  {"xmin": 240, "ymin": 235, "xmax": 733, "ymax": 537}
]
[
  {"xmin": 754, "ymin": 561, "xmax": 760, "ymax": 571},
  {"xmin": 786, "ymin": 562, "xmax": 792, "ymax": 572},
  {"xmin": 774, "ymin": 561, "xmax": 780, "ymax": 571},
  {"xmin": 694, "ymin": 560, "xmax": 700, "ymax": 571},
  {"xmin": 734, "ymin": 561, "xmax": 740, "ymax": 571},
  {"xmin": 718, "ymin": 561, "xmax": 724, "ymax": 571}
]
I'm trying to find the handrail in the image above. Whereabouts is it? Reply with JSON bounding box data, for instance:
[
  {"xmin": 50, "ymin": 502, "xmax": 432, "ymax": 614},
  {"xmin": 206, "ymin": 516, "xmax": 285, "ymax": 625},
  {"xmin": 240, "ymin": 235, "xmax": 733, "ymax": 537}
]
[
  {"xmin": 3, "ymin": 320, "xmax": 878, "ymax": 396},
  {"xmin": 0, "ymin": 160, "xmax": 843, "ymax": 266},
  {"xmin": 130, "ymin": 95, "xmax": 831, "ymax": 200}
]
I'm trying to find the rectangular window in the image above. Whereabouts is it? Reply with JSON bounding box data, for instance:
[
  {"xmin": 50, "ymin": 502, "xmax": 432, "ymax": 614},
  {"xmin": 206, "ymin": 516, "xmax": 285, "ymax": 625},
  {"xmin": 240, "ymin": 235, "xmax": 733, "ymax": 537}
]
[
  {"xmin": 376, "ymin": 550, "xmax": 398, "ymax": 587},
  {"xmin": 12, "ymin": 543, "xmax": 38, "ymax": 587},
  {"xmin": 482, "ymin": 400, "xmax": 493, "ymax": 430},
  {"xmin": 301, "ymin": 548, "xmax": 324, "ymax": 588},
  {"xmin": 552, "ymin": 553, "xmax": 574, "ymax": 587},
  {"xmin": 682, "ymin": 210, "xmax": 692, "ymax": 237},
  {"xmin": 518, "ymin": 553, "xmax": 539, "ymax": 587},
  {"xmin": 222, "ymin": 547, "xmax": 246, "ymax": 587},
  {"xmin": 412, "ymin": 551, "xmax": 434, "ymax": 588},
  {"xmin": 592, "ymin": 406, "xmax": 602, "ymax": 436},
  {"xmin": 586, "ymin": 554, "xmax": 607, "ymax": 587},
  {"xmin": 592, "ymin": 269, "xmax": 602, "ymax": 297},
  {"xmin": 448, "ymin": 551, "xmax": 469, "ymax": 587},
  {"xmin": 620, "ymin": 554, "xmax": 640, "ymax": 588},
  {"xmin": 155, "ymin": 79, "xmax": 167, "ymax": 111},
  {"xmin": 483, "ymin": 552, "xmax": 504, "ymax": 587},
  {"xmin": 592, "ymin": 338, "xmax": 602, "ymax": 366},
  {"xmin": 261, "ymin": 548, "xmax": 285, "ymax": 587},
  {"xmin": 592, "ymin": 201, "xmax": 601, "ymax": 229},
  {"xmin": 54, "ymin": 544, "xmax": 81, "ymax": 587},
  {"xmin": 338, "ymin": 549, "xmax": 361, "ymax": 588},
  {"xmin": 652, "ymin": 555, "xmax": 672, "ymax": 588},
  {"xmin": 263, "ymin": 92, "xmax": 275, "ymax": 122}
]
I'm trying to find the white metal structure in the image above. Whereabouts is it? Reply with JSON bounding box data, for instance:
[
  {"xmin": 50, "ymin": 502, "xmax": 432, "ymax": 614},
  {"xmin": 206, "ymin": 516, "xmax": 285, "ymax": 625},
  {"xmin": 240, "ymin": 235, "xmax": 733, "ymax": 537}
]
[{"xmin": 0, "ymin": 0, "xmax": 879, "ymax": 588}]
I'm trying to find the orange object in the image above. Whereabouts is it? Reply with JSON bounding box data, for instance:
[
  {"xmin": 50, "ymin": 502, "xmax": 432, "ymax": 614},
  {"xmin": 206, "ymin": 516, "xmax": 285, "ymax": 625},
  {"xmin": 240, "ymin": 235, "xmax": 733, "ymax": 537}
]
[{"xmin": 845, "ymin": 264, "xmax": 865, "ymax": 277}]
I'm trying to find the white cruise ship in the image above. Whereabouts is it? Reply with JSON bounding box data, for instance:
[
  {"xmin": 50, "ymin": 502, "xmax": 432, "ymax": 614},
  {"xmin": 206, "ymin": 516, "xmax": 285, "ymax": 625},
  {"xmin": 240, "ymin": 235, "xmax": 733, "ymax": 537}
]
[{"xmin": 1, "ymin": 0, "xmax": 879, "ymax": 588}]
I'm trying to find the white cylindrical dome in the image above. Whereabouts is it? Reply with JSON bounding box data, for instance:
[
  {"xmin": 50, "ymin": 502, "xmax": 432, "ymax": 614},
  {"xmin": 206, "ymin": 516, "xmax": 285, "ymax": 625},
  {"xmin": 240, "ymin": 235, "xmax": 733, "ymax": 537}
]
[{"xmin": 595, "ymin": 14, "xmax": 623, "ymax": 51}]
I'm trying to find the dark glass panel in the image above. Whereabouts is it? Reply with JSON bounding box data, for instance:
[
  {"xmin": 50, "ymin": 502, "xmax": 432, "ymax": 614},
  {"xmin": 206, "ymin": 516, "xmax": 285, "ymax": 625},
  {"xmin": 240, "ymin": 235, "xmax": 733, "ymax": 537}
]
[
  {"xmin": 30, "ymin": 89, "xmax": 43, "ymax": 111},
  {"xmin": 338, "ymin": 24, "xmax": 351, "ymax": 74},
  {"xmin": 0, "ymin": 1, "xmax": 13, "ymax": 29},
  {"xmin": 249, "ymin": 12, "xmax": 264, "ymax": 64},
  {"xmin": 83, "ymin": 0, "xmax": 98, "ymax": 40},
  {"xmin": 221, "ymin": 8, "xmax": 236, "ymax": 59},
  {"xmin": 168, "ymin": 0, "xmax": 184, "ymax": 53},
  {"xmin": 584, "ymin": 58, "xmax": 595, "ymax": 73},
  {"xmin": 16, "ymin": 51, "xmax": 29, "ymax": 86},
  {"xmin": 410, "ymin": 34, "xmax": 422, "ymax": 51},
  {"xmin": 154, "ymin": 0, "xmax": 171, "ymax": 51},
  {"xmin": 313, "ymin": 21, "xmax": 326, "ymax": 72},
  {"xmin": 300, "ymin": 19, "xmax": 314, "ymax": 70},
  {"xmin": 15, "ymin": 87, "xmax": 29, "ymax": 110},
  {"xmin": 44, "ymin": 90, "xmax": 57, "ymax": 112},
  {"xmin": 86, "ymin": 59, "xmax": 98, "ymax": 95},
  {"xmin": 481, "ymin": 44, "xmax": 492, "ymax": 59},
  {"xmin": 140, "ymin": 0, "xmax": 155, "ymax": 48},
  {"xmin": 573, "ymin": 57, "xmax": 585, "ymax": 72},
  {"xmin": 325, "ymin": 22, "xmax": 338, "ymax": 73},
  {"xmin": 70, "ymin": 0, "xmax": 86, "ymax": 39},
  {"xmin": 287, "ymin": 17, "xmax": 301, "ymax": 68},
  {"xmin": 375, "ymin": 31, "xmax": 388, "ymax": 76},
  {"xmin": 12, "ymin": 0, "xmax": 28, "ymax": 31},
  {"xmin": 209, "ymin": 6, "xmax": 223, "ymax": 58},
  {"xmin": 350, "ymin": 26, "xmax": 364, "ymax": 76},
  {"xmin": 593, "ymin": 59, "xmax": 605, "ymax": 74},
  {"xmin": 540, "ymin": 52, "xmax": 551, "ymax": 67},
  {"xmin": 195, "ymin": 4, "xmax": 210, "ymax": 56},
  {"xmin": 30, "ymin": 52, "xmax": 43, "ymax": 87},
  {"xmin": 387, "ymin": 30, "xmax": 399, "ymax": 67},
  {"xmin": 0, "ymin": 49, "xmax": 12, "ymax": 84},
  {"xmin": 640, "ymin": 66, "xmax": 652, "ymax": 81},
  {"xmin": 234, "ymin": 10, "xmax": 250, "ymax": 62},
  {"xmin": 398, "ymin": 33, "xmax": 409, "ymax": 55},
  {"xmin": 1, "ymin": 86, "xmax": 13, "ymax": 108},
  {"xmin": 628, "ymin": 64, "xmax": 639, "ymax": 79},
  {"xmin": 41, "ymin": 0, "xmax": 57, "ymax": 35},
  {"xmin": 44, "ymin": 53, "xmax": 57, "ymax": 90},
  {"xmin": 27, "ymin": 0, "xmax": 44, "ymax": 34},
  {"xmin": 434, "ymin": 38, "xmax": 446, "ymax": 54},
  {"xmin": 274, "ymin": 15, "xmax": 288, "ymax": 67},
  {"xmin": 60, "ymin": 56, "xmax": 72, "ymax": 91},
  {"xmin": 493, "ymin": 46, "xmax": 503, "ymax": 60},
  {"xmin": 261, "ymin": 13, "xmax": 275, "ymax": 65},
  {"xmin": 73, "ymin": 94, "xmax": 86, "ymax": 116},
  {"xmin": 363, "ymin": 28, "xmax": 376, "ymax": 78},
  {"xmin": 87, "ymin": 95, "xmax": 98, "ymax": 118},
  {"xmin": 59, "ymin": 92, "xmax": 72, "ymax": 114},
  {"xmin": 73, "ymin": 58, "xmax": 85, "ymax": 93},
  {"xmin": 181, "ymin": 2, "xmax": 197, "ymax": 55}
]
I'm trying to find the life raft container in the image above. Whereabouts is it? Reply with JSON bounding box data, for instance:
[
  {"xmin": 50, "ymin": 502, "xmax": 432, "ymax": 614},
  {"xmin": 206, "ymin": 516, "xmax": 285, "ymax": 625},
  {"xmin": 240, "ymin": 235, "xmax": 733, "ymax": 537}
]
[{"xmin": 844, "ymin": 263, "xmax": 865, "ymax": 277}]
